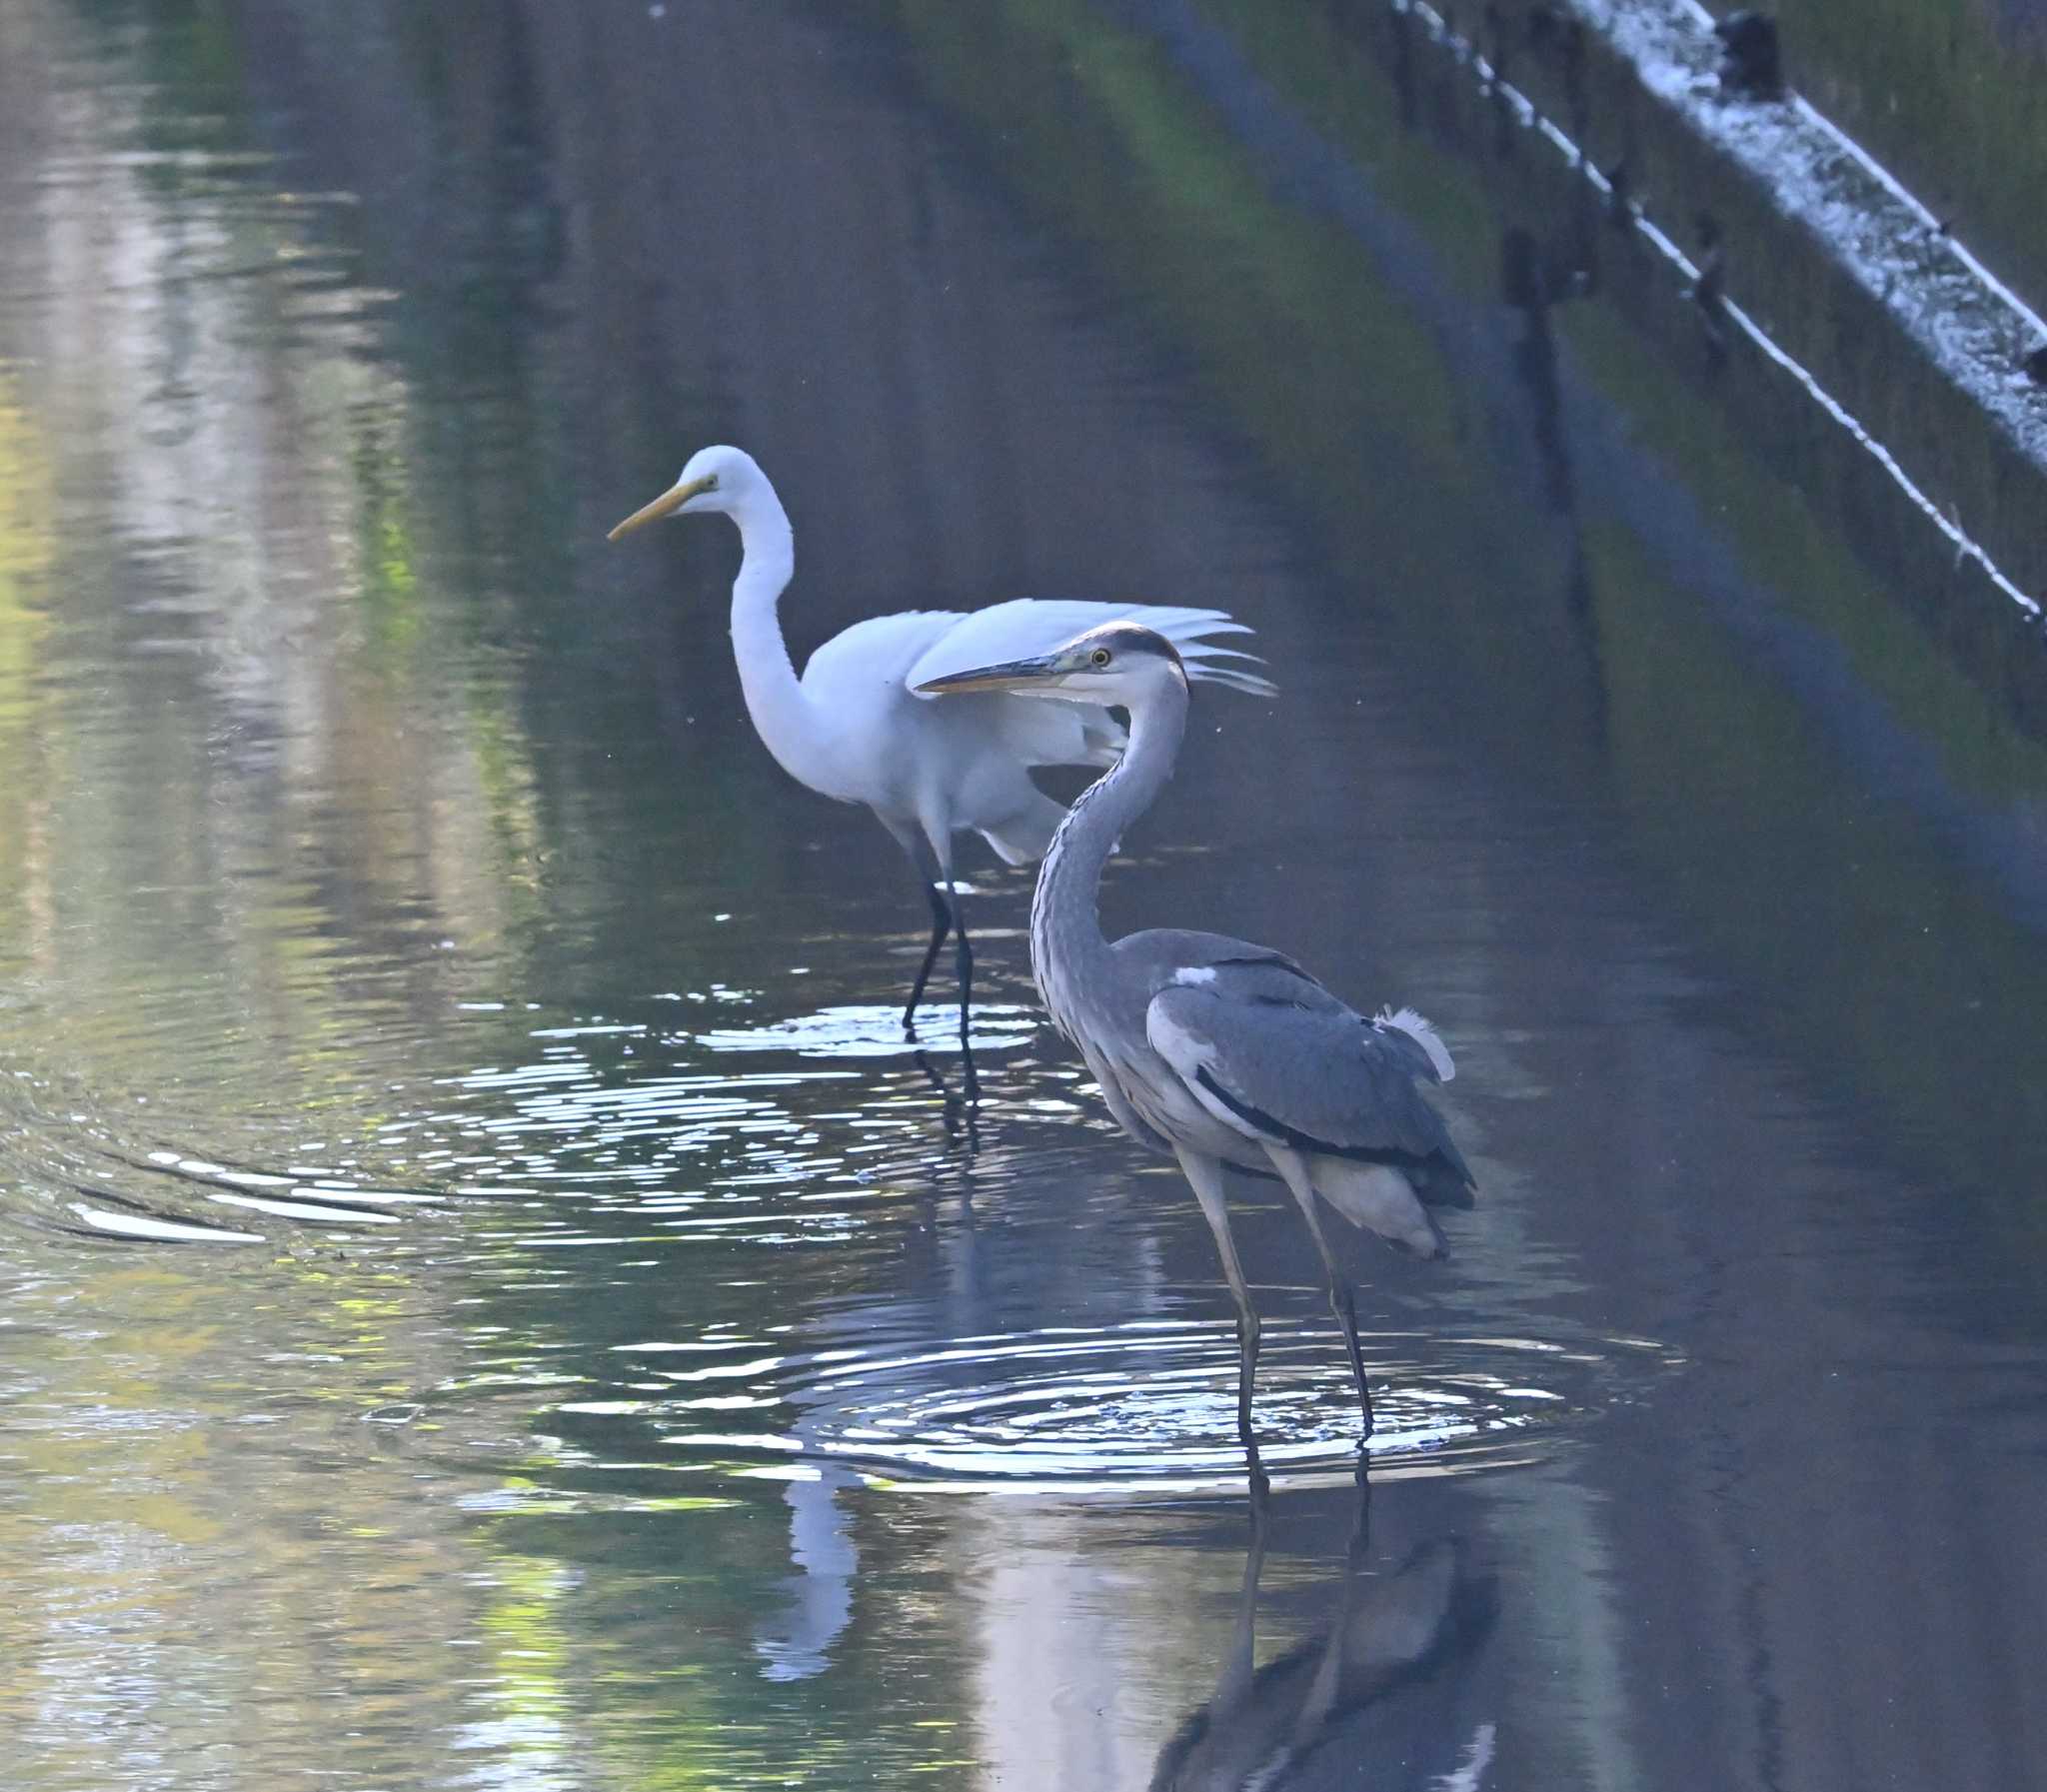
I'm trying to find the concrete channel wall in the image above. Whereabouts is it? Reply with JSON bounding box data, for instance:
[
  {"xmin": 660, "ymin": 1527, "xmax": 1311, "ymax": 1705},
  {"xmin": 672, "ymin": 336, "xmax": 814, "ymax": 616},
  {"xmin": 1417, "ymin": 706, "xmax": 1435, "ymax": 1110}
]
[
  {"xmin": 884, "ymin": 0, "xmax": 2047, "ymax": 732},
  {"xmin": 1499, "ymin": 0, "xmax": 2047, "ymax": 724}
]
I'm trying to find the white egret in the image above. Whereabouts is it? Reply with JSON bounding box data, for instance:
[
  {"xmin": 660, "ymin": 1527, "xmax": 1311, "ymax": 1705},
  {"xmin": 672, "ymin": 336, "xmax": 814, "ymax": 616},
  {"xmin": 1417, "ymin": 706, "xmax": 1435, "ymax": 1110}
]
[
  {"xmin": 919, "ymin": 621, "xmax": 1473, "ymax": 1467},
  {"xmin": 609, "ymin": 447, "xmax": 1272, "ymax": 1086}
]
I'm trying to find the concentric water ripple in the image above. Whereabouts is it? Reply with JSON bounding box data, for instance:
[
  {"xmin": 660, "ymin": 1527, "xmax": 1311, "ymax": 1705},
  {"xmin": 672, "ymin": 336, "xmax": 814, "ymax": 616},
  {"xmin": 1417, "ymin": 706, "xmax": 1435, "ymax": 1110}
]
[{"xmin": 520, "ymin": 1320, "xmax": 1680, "ymax": 1492}]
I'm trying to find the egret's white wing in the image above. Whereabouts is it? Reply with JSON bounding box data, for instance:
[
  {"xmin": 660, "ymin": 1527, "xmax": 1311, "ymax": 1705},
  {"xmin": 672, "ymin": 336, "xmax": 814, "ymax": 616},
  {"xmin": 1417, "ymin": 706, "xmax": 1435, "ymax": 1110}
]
[
  {"xmin": 797, "ymin": 599, "xmax": 1269, "ymax": 807},
  {"xmin": 906, "ymin": 600, "xmax": 1274, "ymax": 698},
  {"xmin": 803, "ymin": 609, "xmax": 964, "ymax": 693},
  {"xmin": 800, "ymin": 609, "xmax": 1117, "ymax": 778}
]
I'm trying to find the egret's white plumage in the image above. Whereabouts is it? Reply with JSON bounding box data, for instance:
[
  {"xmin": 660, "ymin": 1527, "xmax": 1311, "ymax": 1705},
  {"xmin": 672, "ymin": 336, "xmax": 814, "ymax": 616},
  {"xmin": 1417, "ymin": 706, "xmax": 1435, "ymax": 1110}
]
[{"xmin": 609, "ymin": 447, "xmax": 1272, "ymax": 1071}]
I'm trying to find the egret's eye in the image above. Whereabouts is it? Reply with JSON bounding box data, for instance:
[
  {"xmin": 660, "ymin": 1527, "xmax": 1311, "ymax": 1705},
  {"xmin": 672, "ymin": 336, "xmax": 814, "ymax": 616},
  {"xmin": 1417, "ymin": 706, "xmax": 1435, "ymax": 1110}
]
[
  {"xmin": 702, "ymin": 475, "xmax": 720, "ymax": 492},
  {"xmin": 1089, "ymin": 647, "xmax": 1112, "ymax": 668}
]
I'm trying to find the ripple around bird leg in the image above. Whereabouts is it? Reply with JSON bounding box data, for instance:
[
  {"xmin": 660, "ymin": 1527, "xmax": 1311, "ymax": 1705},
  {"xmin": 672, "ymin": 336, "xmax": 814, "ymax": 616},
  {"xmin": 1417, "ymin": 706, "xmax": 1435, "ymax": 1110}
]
[
  {"xmin": 693, "ymin": 1002, "xmax": 1039, "ymax": 1059},
  {"xmin": 574, "ymin": 1321, "xmax": 1680, "ymax": 1494}
]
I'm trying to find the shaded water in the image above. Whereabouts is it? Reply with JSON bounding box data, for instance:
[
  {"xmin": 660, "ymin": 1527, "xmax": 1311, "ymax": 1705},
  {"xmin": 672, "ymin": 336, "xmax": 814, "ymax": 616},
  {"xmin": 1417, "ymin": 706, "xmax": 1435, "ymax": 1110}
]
[{"xmin": 2, "ymin": 1, "xmax": 2044, "ymax": 1787}]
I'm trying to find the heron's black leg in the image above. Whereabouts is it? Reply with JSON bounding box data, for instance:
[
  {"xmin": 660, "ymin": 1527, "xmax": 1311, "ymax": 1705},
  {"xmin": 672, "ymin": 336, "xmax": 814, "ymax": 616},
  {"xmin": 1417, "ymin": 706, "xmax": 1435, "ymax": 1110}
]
[
  {"xmin": 1332, "ymin": 1283, "xmax": 1374, "ymax": 1441},
  {"xmin": 945, "ymin": 877, "xmax": 979, "ymax": 1103},
  {"xmin": 1314, "ymin": 1241, "xmax": 1374, "ymax": 1442},
  {"xmin": 1177, "ymin": 1147, "xmax": 1262, "ymax": 1471},
  {"xmin": 1266, "ymin": 1148, "xmax": 1375, "ymax": 1445}
]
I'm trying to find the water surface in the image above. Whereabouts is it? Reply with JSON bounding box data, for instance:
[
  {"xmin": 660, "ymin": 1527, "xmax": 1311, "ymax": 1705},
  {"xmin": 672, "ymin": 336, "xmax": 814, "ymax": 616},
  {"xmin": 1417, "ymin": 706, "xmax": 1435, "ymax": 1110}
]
[{"xmin": 2, "ymin": 2, "xmax": 2044, "ymax": 1787}]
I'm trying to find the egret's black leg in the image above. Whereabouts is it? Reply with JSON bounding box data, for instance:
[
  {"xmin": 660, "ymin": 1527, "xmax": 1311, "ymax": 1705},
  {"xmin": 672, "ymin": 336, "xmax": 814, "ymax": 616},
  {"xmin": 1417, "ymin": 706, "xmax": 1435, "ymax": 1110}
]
[
  {"xmin": 903, "ymin": 880, "xmax": 951, "ymax": 1036},
  {"xmin": 885, "ymin": 824, "xmax": 952, "ymax": 1038},
  {"xmin": 1178, "ymin": 1147, "xmax": 1262, "ymax": 1472},
  {"xmin": 945, "ymin": 877, "xmax": 979, "ymax": 1102},
  {"xmin": 1267, "ymin": 1148, "xmax": 1376, "ymax": 1445}
]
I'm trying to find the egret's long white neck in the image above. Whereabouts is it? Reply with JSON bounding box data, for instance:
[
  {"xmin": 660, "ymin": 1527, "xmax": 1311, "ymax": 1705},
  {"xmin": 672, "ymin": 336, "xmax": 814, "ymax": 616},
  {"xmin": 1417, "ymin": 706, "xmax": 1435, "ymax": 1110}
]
[
  {"xmin": 1029, "ymin": 670, "xmax": 1188, "ymax": 1033},
  {"xmin": 722, "ymin": 484, "xmax": 835, "ymax": 794}
]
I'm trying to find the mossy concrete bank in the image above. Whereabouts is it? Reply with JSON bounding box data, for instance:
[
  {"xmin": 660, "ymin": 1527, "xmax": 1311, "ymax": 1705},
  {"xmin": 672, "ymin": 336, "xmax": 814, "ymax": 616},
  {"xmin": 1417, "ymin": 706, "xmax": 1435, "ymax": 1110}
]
[{"xmin": 1482, "ymin": 0, "xmax": 2046, "ymax": 717}]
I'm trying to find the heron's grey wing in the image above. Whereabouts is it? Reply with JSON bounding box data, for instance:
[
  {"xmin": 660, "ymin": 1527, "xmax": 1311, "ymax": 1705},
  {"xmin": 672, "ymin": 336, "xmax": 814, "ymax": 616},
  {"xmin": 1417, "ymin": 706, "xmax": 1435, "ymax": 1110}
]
[
  {"xmin": 1142, "ymin": 955, "xmax": 1473, "ymax": 1190},
  {"xmin": 1124, "ymin": 930, "xmax": 1454, "ymax": 1083},
  {"xmin": 1117, "ymin": 928, "xmax": 1318, "ymax": 993}
]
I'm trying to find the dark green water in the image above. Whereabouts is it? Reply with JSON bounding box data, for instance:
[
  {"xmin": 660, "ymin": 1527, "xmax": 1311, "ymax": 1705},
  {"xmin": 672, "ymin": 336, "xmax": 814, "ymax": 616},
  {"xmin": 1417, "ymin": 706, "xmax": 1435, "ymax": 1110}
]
[{"xmin": 2, "ymin": 2, "xmax": 2044, "ymax": 1787}]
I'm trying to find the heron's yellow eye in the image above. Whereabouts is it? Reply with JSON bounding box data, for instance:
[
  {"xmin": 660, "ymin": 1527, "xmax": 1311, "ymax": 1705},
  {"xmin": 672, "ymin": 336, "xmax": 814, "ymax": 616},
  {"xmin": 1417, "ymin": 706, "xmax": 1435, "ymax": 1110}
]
[
  {"xmin": 702, "ymin": 475, "xmax": 719, "ymax": 492},
  {"xmin": 1089, "ymin": 648, "xmax": 1111, "ymax": 668}
]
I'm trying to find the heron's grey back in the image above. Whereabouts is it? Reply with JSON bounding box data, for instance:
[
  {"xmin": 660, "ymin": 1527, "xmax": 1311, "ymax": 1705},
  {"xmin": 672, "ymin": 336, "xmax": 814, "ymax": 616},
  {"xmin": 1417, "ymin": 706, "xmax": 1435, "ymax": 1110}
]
[{"xmin": 1122, "ymin": 929, "xmax": 1475, "ymax": 1193}]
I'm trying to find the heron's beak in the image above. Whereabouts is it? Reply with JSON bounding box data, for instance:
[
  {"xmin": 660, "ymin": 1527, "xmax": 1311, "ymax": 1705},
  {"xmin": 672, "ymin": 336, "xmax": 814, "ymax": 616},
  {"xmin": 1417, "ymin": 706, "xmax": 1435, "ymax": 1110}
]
[
  {"xmin": 607, "ymin": 475, "xmax": 716, "ymax": 542},
  {"xmin": 915, "ymin": 654, "xmax": 1059, "ymax": 696}
]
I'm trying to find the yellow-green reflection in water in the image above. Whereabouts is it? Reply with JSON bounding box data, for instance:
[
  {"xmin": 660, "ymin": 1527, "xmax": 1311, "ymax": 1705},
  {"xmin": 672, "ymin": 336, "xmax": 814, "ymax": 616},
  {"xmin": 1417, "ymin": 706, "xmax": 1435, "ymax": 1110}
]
[{"xmin": 3, "ymin": 1, "xmax": 2045, "ymax": 1788}]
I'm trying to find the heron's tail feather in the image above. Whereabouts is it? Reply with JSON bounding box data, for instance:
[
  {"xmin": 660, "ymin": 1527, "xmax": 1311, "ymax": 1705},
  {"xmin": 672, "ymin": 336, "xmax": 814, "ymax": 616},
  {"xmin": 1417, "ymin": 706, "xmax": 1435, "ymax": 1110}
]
[
  {"xmin": 1374, "ymin": 1005, "xmax": 1455, "ymax": 1081},
  {"xmin": 1311, "ymin": 1157, "xmax": 1449, "ymax": 1258}
]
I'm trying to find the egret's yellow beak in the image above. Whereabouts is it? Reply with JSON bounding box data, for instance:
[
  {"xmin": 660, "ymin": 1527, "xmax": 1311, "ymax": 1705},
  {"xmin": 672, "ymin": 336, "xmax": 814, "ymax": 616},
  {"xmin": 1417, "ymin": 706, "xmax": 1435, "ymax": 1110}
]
[
  {"xmin": 608, "ymin": 474, "xmax": 716, "ymax": 542},
  {"xmin": 915, "ymin": 654, "xmax": 1060, "ymax": 697}
]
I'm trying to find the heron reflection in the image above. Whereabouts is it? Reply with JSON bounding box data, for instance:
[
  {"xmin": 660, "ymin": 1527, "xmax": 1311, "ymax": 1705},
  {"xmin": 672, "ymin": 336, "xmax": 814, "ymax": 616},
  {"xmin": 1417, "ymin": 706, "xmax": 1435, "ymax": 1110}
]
[
  {"xmin": 610, "ymin": 448, "xmax": 1271, "ymax": 1094},
  {"xmin": 920, "ymin": 623, "xmax": 1475, "ymax": 1472},
  {"xmin": 1150, "ymin": 1485, "xmax": 1496, "ymax": 1791}
]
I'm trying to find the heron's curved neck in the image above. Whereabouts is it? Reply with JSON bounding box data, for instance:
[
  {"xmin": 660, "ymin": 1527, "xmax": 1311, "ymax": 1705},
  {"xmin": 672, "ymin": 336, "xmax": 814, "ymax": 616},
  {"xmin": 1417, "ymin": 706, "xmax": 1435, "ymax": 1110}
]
[
  {"xmin": 1030, "ymin": 674, "xmax": 1187, "ymax": 1013},
  {"xmin": 725, "ymin": 487, "xmax": 833, "ymax": 791}
]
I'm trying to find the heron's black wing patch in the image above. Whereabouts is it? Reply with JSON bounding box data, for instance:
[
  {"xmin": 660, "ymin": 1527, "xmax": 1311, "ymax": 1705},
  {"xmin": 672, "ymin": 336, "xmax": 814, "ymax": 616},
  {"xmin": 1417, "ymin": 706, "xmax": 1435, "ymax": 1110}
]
[{"xmin": 1192, "ymin": 1066, "xmax": 1438, "ymax": 1174}]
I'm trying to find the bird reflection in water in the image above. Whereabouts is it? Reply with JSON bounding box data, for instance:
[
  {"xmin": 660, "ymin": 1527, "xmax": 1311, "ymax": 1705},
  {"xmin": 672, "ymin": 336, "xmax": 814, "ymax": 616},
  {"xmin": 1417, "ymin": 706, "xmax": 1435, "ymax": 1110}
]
[
  {"xmin": 752, "ymin": 1463, "xmax": 861, "ymax": 1683},
  {"xmin": 1150, "ymin": 1482, "xmax": 1497, "ymax": 1791},
  {"xmin": 609, "ymin": 448, "xmax": 1271, "ymax": 1099}
]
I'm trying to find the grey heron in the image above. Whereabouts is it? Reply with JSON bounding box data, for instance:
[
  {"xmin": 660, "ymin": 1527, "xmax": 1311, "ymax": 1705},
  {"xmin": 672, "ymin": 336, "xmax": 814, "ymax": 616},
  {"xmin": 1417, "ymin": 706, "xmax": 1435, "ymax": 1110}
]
[
  {"xmin": 609, "ymin": 447, "xmax": 1272, "ymax": 1090},
  {"xmin": 919, "ymin": 621, "xmax": 1474, "ymax": 1463}
]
